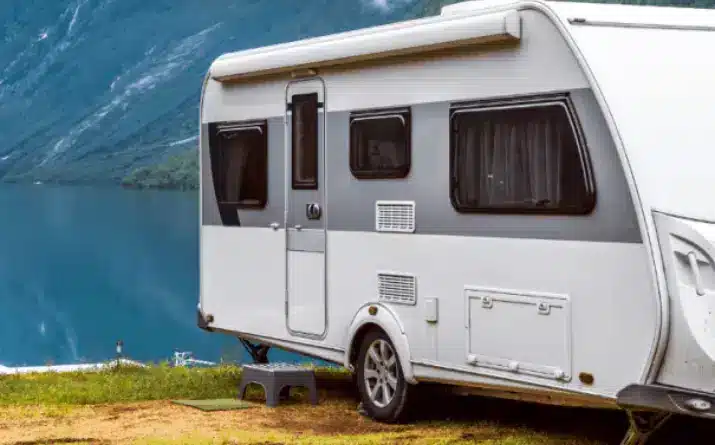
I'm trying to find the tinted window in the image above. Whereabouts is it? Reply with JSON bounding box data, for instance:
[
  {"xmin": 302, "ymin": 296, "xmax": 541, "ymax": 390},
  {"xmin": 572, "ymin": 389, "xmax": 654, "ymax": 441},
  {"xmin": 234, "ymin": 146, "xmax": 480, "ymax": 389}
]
[
  {"xmin": 291, "ymin": 93, "xmax": 319, "ymax": 189},
  {"xmin": 450, "ymin": 99, "xmax": 594, "ymax": 214},
  {"xmin": 209, "ymin": 121, "xmax": 268, "ymax": 211},
  {"xmin": 349, "ymin": 108, "xmax": 411, "ymax": 179}
]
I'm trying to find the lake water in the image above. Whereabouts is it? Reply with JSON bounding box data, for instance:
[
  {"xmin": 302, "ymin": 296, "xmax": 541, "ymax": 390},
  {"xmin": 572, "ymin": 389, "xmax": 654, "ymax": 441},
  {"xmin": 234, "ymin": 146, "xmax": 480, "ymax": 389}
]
[{"xmin": 0, "ymin": 184, "xmax": 305, "ymax": 367}]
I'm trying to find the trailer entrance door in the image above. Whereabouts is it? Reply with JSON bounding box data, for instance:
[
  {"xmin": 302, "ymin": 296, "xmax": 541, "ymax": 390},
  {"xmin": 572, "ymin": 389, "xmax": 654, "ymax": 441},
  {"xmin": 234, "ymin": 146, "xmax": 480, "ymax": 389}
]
[{"xmin": 284, "ymin": 77, "xmax": 327, "ymax": 339}]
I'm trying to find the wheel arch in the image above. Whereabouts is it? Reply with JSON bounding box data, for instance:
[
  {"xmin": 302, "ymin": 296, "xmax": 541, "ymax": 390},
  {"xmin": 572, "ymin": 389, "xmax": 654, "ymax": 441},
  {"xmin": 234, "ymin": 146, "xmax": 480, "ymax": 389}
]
[{"xmin": 344, "ymin": 303, "xmax": 417, "ymax": 385}]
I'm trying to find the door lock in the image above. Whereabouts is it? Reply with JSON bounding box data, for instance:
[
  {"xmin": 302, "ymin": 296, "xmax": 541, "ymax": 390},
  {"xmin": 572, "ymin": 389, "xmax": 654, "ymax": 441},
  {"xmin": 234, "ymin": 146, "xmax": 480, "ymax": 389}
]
[{"xmin": 306, "ymin": 202, "xmax": 321, "ymax": 220}]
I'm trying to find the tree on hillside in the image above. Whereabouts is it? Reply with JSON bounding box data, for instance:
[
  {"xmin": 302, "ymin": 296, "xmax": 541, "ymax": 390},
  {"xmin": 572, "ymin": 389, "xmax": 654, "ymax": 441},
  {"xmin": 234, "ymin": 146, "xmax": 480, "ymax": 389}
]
[{"xmin": 121, "ymin": 149, "xmax": 198, "ymax": 190}]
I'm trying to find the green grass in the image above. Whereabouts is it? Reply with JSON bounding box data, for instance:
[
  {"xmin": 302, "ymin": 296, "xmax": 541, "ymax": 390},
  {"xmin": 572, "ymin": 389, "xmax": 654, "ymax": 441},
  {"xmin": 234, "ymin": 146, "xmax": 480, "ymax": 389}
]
[
  {"xmin": 0, "ymin": 363, "xmax": 237, "ymax": 405},
  {"xmin": 0, "ymin": 363, "xmax": 610, "ymax": 445},
  {"xmin": 0, "ymin": 362, "xmax": 348, "ymax": 406}
]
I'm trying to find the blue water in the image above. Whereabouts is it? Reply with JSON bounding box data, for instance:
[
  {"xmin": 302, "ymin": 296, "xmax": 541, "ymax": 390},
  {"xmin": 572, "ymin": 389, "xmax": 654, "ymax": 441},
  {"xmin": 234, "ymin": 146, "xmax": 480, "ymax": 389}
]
[
  {"xmin": 0, "ymin": 184, "xmax": 302, "ymax": 367},
  {"xmin": 0, "ymin": 0, "xmax": 434, "ymax": 367}
]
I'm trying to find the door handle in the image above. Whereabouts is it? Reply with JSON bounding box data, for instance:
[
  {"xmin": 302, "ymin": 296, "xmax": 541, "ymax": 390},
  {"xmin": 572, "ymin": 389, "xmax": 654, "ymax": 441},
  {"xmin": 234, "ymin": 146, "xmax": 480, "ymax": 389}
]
[
  {"xmin": 270, "ymin": 222, "xmax": 280, "ymax": 230},
  {"xmin": 306, "ymin": 202, "xmax": 321, "ymax": 220},
  {"xmin": 294, "ymin": 225, "xmax": 302, "ymax": 231}
]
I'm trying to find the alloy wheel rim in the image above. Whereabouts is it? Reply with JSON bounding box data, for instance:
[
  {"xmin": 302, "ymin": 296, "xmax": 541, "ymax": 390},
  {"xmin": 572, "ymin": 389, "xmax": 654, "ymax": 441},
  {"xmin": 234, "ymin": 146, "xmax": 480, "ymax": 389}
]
[{"xmin": 363, "ymin": 339, "xmax": 398, "ymax": 408}]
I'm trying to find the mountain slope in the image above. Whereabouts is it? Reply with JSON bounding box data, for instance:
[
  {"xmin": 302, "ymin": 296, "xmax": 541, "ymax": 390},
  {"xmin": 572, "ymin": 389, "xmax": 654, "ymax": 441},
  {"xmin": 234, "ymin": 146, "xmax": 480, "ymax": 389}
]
[{"xmin": 0, "ymin": 0, "xmax": 416, "ymax": 185}]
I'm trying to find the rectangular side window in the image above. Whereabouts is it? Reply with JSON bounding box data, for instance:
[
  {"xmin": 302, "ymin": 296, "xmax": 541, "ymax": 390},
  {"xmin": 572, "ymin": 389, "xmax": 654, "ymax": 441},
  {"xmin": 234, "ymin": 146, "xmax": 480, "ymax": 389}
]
[
  {"xmin": 291, "ymin": 93, "xmax": 318, "ymax": 190},
  {"xmin": 209, "ymin": 120, "xmax": 268, "ymax": 210},
  {"xmin": 450, "ymin": 97, "xmax": 595, "ymax": 214},
  {"xmin": 349, "ymin": 108, "xmax": 411, "ymax": 179}
]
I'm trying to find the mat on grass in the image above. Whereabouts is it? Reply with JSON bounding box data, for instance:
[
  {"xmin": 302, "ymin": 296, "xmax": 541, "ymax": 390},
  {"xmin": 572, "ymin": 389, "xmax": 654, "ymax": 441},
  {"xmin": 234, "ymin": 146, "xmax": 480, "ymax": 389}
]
[{"xmin": 171, "ymin": 398, "xmax": 256, "ymax": 411}]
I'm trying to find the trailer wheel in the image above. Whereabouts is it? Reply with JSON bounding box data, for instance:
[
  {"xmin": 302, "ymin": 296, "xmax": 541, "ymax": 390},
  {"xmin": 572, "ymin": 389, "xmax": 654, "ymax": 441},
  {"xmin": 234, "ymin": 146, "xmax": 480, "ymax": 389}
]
[{"xmin": 355, "ymin": 329, "xmax": 410, "ymax": 423}]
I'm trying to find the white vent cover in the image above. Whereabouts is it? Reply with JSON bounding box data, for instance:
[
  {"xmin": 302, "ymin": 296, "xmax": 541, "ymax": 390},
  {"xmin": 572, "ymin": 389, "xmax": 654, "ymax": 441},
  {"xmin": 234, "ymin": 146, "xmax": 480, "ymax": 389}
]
[
  {"xmin": 378, "ymin": 272, "xmax": 417, "ymax": 305},
  {"xmin": 375, "ymin": 200, "xmax": 415, "ymax": 233}
]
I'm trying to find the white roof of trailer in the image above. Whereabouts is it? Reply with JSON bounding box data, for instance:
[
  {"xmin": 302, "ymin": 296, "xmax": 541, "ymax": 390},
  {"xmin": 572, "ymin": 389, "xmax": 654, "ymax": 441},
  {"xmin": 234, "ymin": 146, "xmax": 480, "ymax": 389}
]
[
  {"xmin": 451, "ymin": 0, "xmax": 715, "ymax": 25},
  {"xmin": 208, "ymin": 0, "xmax": 715, "ymax": 82}
]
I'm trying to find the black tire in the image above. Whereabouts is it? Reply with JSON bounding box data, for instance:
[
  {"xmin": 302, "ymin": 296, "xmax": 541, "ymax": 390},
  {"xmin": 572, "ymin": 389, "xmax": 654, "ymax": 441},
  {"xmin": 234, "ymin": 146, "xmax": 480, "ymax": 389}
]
[{"xmin": 355, "ymin": 329, "xmax": 411, "ymax": 423}]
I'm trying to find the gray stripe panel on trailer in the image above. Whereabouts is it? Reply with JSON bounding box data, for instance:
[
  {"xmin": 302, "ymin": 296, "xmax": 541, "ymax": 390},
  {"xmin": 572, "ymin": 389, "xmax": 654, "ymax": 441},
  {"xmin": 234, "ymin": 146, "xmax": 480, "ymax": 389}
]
[{"xmin": 200, "ymin": 87, "xmax": 641, "ymax": 244}]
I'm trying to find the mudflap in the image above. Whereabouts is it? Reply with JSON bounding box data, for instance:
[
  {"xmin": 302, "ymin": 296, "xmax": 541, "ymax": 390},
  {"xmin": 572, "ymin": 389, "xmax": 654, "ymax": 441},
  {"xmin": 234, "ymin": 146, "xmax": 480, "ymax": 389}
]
[{"xmin": 617, "ymin": 383, "xmax": 715, "ymax": 444}]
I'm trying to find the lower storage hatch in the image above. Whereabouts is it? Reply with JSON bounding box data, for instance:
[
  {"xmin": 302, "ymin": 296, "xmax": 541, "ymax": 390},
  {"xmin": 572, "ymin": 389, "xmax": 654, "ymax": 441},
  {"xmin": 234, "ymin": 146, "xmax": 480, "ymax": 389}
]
[{"xmin": 465, "ymin": 287, "xmax": 572, "ymax": 382}]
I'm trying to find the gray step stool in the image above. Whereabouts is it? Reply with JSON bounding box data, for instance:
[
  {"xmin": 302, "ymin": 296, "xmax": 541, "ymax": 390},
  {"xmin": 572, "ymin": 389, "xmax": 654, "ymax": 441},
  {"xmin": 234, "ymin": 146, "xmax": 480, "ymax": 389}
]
[{"xmin": 238, "ymin": 363, "xmax": 319, "ymax": 407}]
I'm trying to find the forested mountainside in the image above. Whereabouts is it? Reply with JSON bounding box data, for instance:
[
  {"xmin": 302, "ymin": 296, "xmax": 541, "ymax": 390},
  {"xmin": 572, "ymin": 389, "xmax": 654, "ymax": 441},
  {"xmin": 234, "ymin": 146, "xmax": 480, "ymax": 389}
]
[
  {"xmin": 2, "ymin": 0, "xmax": 713, "ymax": 190},
  {"xmin": 0, "ymin": 0, "xmax": 416, "ymax": 187}
]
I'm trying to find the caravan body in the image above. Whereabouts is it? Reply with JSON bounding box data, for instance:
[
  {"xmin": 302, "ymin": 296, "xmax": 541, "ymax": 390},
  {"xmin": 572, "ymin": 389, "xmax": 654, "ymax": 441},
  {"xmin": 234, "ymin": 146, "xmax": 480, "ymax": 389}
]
[{"xmin": 198, "ymin": 0, "xmax": 715, "ymax": 437}]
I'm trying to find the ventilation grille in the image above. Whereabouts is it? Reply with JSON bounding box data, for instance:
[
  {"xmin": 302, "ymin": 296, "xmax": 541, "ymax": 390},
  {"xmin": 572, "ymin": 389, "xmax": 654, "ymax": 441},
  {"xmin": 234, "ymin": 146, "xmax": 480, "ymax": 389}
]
[
  {"xmin": 378, "ymin": 272, "xmax": 417, "ymax": 305},
  {"xmin": 375, "ymin": 201, "xmax": 415, "ymax": 233}
]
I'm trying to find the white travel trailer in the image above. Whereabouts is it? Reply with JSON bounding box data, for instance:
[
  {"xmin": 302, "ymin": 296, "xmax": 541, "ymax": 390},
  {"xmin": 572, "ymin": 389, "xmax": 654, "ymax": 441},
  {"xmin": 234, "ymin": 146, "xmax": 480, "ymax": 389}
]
[{"xmin": 197, "ymin": 1, "xmax": 715, "ymax": 443}]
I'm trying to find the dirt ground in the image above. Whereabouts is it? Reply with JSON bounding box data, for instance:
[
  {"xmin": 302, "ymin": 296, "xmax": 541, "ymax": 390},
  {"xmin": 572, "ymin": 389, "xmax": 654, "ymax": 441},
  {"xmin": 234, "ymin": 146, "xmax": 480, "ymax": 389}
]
[
  {"xmin": 0, "ymin": 384, "xmax": 712, "ymax": 445},
  {"xmin": 0, "ymin": 398, "xmax": 392, "ymax": 444},
  {"xmin": 0, "ymin": 398, "xmax": 591, "ymax": 445}
]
